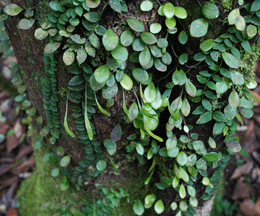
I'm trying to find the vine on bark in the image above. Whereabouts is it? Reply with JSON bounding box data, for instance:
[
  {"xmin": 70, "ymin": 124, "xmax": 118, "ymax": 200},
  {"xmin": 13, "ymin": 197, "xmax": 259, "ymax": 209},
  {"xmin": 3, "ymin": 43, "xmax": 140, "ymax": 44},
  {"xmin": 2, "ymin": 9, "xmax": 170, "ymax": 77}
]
[{"xmin": 1, "ymin": 0, "xmax": 260, "ymax": 215}]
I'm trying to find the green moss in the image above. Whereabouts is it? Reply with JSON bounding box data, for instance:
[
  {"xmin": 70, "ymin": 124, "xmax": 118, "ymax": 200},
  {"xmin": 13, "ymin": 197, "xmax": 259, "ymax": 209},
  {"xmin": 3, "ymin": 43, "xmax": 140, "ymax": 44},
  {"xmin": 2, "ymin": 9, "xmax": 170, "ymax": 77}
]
[
  {"xmin": 221, "ymin": 0, "xmax": 233, "ymax": 10},
  {"xmin": 236, "ymin": 44, "xmax": 260, "ymax": 95},
  {"xmin": 17, "ymin": 143, "xmax": 64, "ymax": 215},
  {"xmin": 16, "ymin": 142, "xmax": 89, "ymax": 216},
  {"xmin": 210, "ymin": 172, "xmax": 225, "ymax": 216}
]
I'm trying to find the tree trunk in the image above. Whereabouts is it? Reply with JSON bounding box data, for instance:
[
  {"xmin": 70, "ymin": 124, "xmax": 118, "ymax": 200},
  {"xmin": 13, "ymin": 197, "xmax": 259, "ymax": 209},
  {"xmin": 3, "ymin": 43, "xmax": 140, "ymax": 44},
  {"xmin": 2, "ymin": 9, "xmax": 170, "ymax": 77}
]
[{"xmin": 1, "ymin": 0, "xmax": 257, "ymax": 215}]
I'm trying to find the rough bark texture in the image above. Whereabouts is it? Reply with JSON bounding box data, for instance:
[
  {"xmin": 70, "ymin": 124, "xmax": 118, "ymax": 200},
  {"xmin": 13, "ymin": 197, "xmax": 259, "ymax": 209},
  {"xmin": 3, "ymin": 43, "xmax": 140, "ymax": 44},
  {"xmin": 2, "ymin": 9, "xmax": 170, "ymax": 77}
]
[{"xmin": 0, "ymin": 0, "xmax": 237, "ymax": 215}]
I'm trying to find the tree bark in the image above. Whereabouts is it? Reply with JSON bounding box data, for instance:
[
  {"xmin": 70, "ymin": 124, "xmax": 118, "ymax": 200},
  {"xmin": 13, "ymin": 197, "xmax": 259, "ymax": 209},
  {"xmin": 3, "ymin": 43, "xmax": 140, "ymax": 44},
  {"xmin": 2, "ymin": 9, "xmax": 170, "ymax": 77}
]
[{"xmin": 1, "ymin": 0, "xmax": 246, "ymax": 215}]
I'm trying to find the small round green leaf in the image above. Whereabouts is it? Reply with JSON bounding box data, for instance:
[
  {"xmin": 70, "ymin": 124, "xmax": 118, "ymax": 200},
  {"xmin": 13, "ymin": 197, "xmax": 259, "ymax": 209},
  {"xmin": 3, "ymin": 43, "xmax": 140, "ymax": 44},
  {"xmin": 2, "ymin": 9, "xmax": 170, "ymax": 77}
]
[
  {"xmin": 60, "ymin": 156, "xmax": 71, "ymax": 167},
  {"xmin": 120, "ymin": 30, "xmax": 134, "ymax": 47},
  {"xmin": 178, "ymin": 30, "xmax": 188, "ymax": 45},
  {"xmin": 52, "ymin": 168, "xmax": 60, "ymax": 177},
  {"xmin": 179, "ymin": 201, "xmax": 188, "ymax": 211},
  {"xmin": 179, "ymin": 53, "xmax": 188, "ymax": 65},
  {"xmin": 132, "ymin": 38, "xmax": 145, "ymax": 51},
  {"xmin": 77, "ymin": 48, "xmax": 87, "ymax": 65},
  {"xmin": 150, "ymin": 23, "xmax": 162, "ymax": 34},
  {"xmin": 163, "ymin": 3, "xmax": 175, "ymax": 19},
  {"xmin": 94, "ymin": 65, "xmax": 110, "ymax": 83},
  {"xmin": 57, "ymin": 147, "xmax": 65, "ymax": 156},
  {"xmin": 86, "ymin": 0, "xmax": 101, "ymax": 8},
  {"xmin": 222, "ymin": 53, "xmax": 240, "ymax": 69},
  {"xmin": 139, "ymin": 46, "xmax": 151, "ymax": 67},
  {"xmin": 229, "ymin": 90, "xmax": 239, "ymax": 108},
  {"xmin": 136, "ymin": 143, "xmax": 144, "ymax": 155},
  {"xmin": 96, "ymin": 160, "xmax": 107, "ymax": 171},
  {"xmin": 111, "ymin": 45, "xmax": 128, "ymax": 62},
  {"xmin": 216, "ymin": 79, "xmax": 229, "ymax": 94},
  {"xmin": 157, "ymin": 38, "xmax": 168, "ymax": 48},
  {"xmin": 203, "ymin": 152, "xmax": 219, "ymax": 162},
  {"xmin": 102, "ymin": 28, "xmax": 119, "ymax": 51},
  {"xmin": 176, "ymin": 151, "xmax": 187, "ymax": 166},
  {"xmin": 34, "ymin": 28, "xmax": 48, "ymax": 40},
  {"xmin": 154, "ymin": 200, "xmax": 164, "ymax": 214},
  {"xmin": 63, "ymin": 50, "xmax": 75, "ymax": 66},
  {"xmin": 104, "ymin": 139, "xmax": 117, "ymax": 155},
  {"xmin": 225, "ymin": 140, "xmax": 241, "ymax": 152},
  {"xmin": 127, "ymin": 18, "xmax": 144, "ymax": 32},
  {"xmin": 109, "ymin": 0, "xmax": 122, "ymax": 13},
  {"xmin": 174, "ymin": 6, "xmax": 187, "ymax": 19},
  {"xmin": 190, "ymin": 18, "xmax": 209, "ymax": 38},
  {"xmin": 200, "ymin": 39, "xmax": 214, "ymax": 52},
  {"xmin": 18, "ymin": 18, "xmax": 35, "ymax": 30},
  {"xmin": 44, "ymin": 42, "xmax": 61, "ymax": 54},
  {"xmin": 154, "ymin": 59, "xmax": 167, "ymax": 72},
  {"xmin": 141, "ymin": 32, "xmax": 157, "ymax": 45},
  {"xmin": 140, "ymin": 0, "xmax": 153, "ymax": 11},
  {"xmin": 187, "ymin": 185, "xmax": 196, "ymax": 197},
  {"xmin": 132, "ymin": 68, "xmax": 149, "ymax": 83},
  {"xmin": 190, "ymin": 197, "xmax": 198, "ymax": 208},
  {"xmin": 185, "ymin": 79, "xmax": 196, "ymax": 97},
  {"xmin": 162, "ymin": 52, "xmax": 172, "ymax": 65},
  {"xmin": 102, "ymin": 83, "xmax": 118, "ymax": 99},
  {"xmin": 84, "ymin": 12, "xmax": 99, "ymax": 23},
  {"xmin": 179, "ymin": 184, "xmax": 186, "ymax": 199},
  {"xmin": 240, "ymin": 108, "xmax": 254, "ymax": 118},
  {"xmin": 202, "ymin": 2, "xmax": 219, "ymax": 19},
  {"xmin": 151, "ymin": 88, "xmax": 163, "ymax": 110},
  {"xmin": 165, "ymin": 17, "xmax": 176, "ymax": 29},
  {"xmin": 230, "ymin": 70, "xmax": 244, "ymax": 85},
  {"xmin": 228, "ymin": 8, "xmax": 240, "ymax": 25},
  {"xmin": 111, "ymin": 124, "xmax": 122, "ymax": 141},
  {"xmin": 133, "ymin": 199, "xmax": 144, "ymax": 216},
  {"xmin": 170, "ymin": 202, "xmax": 178, "ymax": 211},
  {"xmin": 145, "ymin": 194, "xmax": 156, "ymax": 206},
  {"xmin": 4, "ymin": 4, "xmax": 23, "ymax": 16},
  {"xmin": 144, "ymin": 82, "xmax": 157, "ymax": 103},
  {"xmin": 69, "ymin": 75, "xmax": 84, "ymax": 86},
  {"xmin": 120, "ymin": 73, "xmax": 133, "ymax": 90},
  {"xmin": 213, "ymin": 122, "xmax": 225, "ymax": 135},
  {"xmin": 247, "ymin": 24, "xmax": 257, "ymax": 38},
  {"xmin": 235, "ymin": 16, "xmax": 246, "ymax": 31}
]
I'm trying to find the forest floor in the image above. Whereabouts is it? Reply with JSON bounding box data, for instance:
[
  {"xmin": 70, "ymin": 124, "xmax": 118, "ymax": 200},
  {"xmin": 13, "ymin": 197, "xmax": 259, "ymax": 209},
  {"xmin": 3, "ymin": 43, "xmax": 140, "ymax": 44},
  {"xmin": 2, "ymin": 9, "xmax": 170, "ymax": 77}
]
[{"xmin": 1, "ymin": 56, "xmax": 260, "ymax": 216}]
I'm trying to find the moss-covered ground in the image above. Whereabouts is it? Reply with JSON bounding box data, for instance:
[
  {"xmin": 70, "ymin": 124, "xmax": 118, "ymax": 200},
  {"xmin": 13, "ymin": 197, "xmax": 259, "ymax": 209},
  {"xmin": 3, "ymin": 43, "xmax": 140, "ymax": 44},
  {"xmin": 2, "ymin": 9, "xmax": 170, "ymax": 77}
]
[{"xmin": 16, "ymin": 142, "xmax": 88, "ymax": 216}]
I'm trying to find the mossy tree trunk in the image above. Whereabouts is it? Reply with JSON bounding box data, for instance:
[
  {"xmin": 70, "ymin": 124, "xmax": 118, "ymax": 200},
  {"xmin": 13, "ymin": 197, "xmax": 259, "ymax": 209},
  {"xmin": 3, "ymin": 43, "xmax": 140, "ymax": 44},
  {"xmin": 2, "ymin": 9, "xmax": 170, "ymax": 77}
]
[{"xmin": 1, "ymin": 0, "xmax": 255, "ymax": 215}]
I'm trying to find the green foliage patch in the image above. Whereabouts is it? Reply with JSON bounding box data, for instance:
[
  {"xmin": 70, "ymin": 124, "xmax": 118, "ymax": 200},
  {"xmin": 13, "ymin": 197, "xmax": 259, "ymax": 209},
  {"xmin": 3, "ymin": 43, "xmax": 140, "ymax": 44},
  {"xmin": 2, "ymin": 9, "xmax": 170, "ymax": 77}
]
[{"xmin": 2, "ymin": 0, "xmax": 260, "ymax": 215}]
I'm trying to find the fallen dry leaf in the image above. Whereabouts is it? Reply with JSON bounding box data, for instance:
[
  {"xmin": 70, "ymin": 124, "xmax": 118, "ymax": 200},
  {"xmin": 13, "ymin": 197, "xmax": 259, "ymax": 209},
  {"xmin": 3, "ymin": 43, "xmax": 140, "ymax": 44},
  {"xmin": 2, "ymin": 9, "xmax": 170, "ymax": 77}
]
[
  {"xmin": 14, "ymin": 155, "xmax": 35, "ymax": 175},
  {"xmin": 232, "ymin": 179, "xmax": 253, "ymax": 200},
  {"xmin": 0, "ymin": 176, "xmax": 19, "ymax": 191},
  {"xmin": 2, "ymin": 56, "xmax": 17, "ymax": 66},
  {"xmin": 6, "ymin": 208, "xmax": 18, "ymax": 216},
  {"xmin": 0, "ymin": 157, "xmax": 14, "ymax": 163},
  {"xmin": 254, "ymin": 115, "xmax": 260, "ymax": 127},
  {"xmin": 0, "ymin": 99, "xmax": 12, "ymax": 113},
  {"xmin": 230, "ymin": 161, "xmax": 254, "ymax": 179},
  {"xmin": 252, "ymin": 151, "xmax": 260, "ymax": 165},
  {"xmin": 240, "ymin": 199, "xmax": 255, "ymax": 216},
  {"xmin": 251, "ymin": 167, "xmax": 260, "ymax": 181},
  {"xmin": 243, "ymin": 121, "xmax": 257, "ymax": 154},
  {"xmin": 0, "ymin": 122, "xmax": 10, "ymax": 134},
  {"xmin": 0, "ymin": 90, "xmax": 9, "ymax": 100},
  {"xmin": 13, "ymin": 120, "xmax": 23, "ymax": 139},
  {"xmin": 15, "ymin": 144, "xmax": 33, "ymax": 160},
  {"xmin": 0, "ymin": 163, "xmax": 14, "ymax": 176},
  {"xmin": 254, "ymin": 197, "xmax": 260, "ymax": 215},
  {"xmin": 6, "ymin": 134, "xmax": 19, "ymax": 153},
  {"xmin": 252, "ymin": 91, "xmax": 260, "ymax": 104}
]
